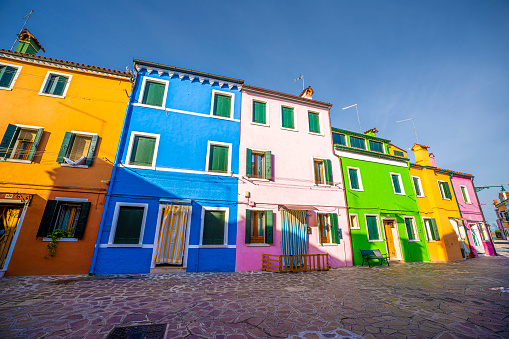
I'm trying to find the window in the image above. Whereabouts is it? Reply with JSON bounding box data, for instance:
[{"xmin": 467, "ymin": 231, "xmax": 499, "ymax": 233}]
[
  {"xmin": 369, "ymin": 140, "xmax": 384, "ymax": 153},
  {"xmin": 39, "ymin": 71, "xmax": 72, "ymax": 97},
  {"xmin": 366, "ymin": 215, "xmax": 381, "ymax": 241},
  {"xmin": 0, "ymin": 124, "xmax": 43, "ymax": 162},
  {"xmin": 252, "ymin": 100, "xmax": 267, "ymax": 124},
  {"xmin": 211, "ymin": 90, "xmax": 234, "ymax": 118},
  {"xmin": 332, "ymin": 133, "xmax": 346, "ymax": 146},
  {"xmin": 139, "ymin": 77, "xmax": 167, "ymax": 107},
  {"xmin": 245, "ymin": 210, "xmax": 273, "ymax": 244},
  {"xmin": 412, "ymin": 176, "xmax": 424, "ymax": 197},
  {"xmin": 246, "ymin": 149, "xmax": 272, "ymax": 179},
  {"xmin": 347, "ymin": 167, "xmax": 363, "ymax": 191},
  {"xmin": 393, "ymin": 150, "xmax": 405, "ymax": 157},
  {"xmin": 478, "ymin": 222, "xmax": 488, "ymax": 241},
  {"xmin": 313, "ymin": 159, "xmax": 333, "ymax": 185},
  {"xmin": 423, "ymin": 218, "xmax": 440, "ymax": 241},
  {"xmin": 318, "ymin": 213, "xmax": 340, "ymax": 244},
  {"xmin": 308, "ymin": 112, "xmax": 320, "ymax": 134},
  {"xmin": 349, "ymin": 214, "xmax": 359, "ymax": 229},
  {"xmin": 126, "ymin": 132, "xmax": 159, "ymax": 168},
  {"xmin": 110, "ymin": 204, "xmax": 147, "ymax": 244},
  {"xmin": 207, "ymin": 142, "xmax": 231, "ymax": 173},
  {"xmin": 0, "ymin": 63, "xmax": 22, "ymax": 90},
  {"xmin": 36, "ymin": 199, "xmax": 91, "ymax": 239},
  {"xmin": 438, "ymin": 180, "xmax": 452, "ymax": 200},
  {"xmin": 281, "ymin": 106, "xmax": 294, "ymax": 129},
  {"xmin": 404, "ymin": 217, "xmax": 419, "ymax": 241},
  {"xmin": 202, "ymin": 209, "xmax": 227, "ymax": 245},
  {"xmin": 390, "ymin": 173, "xmax": 405, "ymax": 195},
  {"xmin": 349, "ymin": 136, "xmax": 366, "ymax": 150},
  {"xmin": 56, "ymin": 132, "xmax": 98, "ymax": 166},
  {"xmin": 460, "ymin": 185, "xmax": 471, "ymax": 204}
]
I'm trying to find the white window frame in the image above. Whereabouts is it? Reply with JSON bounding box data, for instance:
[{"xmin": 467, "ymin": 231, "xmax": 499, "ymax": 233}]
[
  {"xmin": 38, "ymin": 70, "xmax": 73, "ymax": 98},
  {"xmin": 365, "ymin": 214, "xmax": 382, "ymax": 242},
  {"xmin": 412, "ymin": 176, "xmax": 424, "ymax": 197},
  {"xmin": 108, "ymin": 202, "xmax": 149, "ymax": 246},
  {"xmin": 248, "ymin": 148, "xmax": 270, "ymax": 181},
  {"xmin": 459, "ymin": 185, "xmax": 472, "ymax": 204},
  {"xmin": 0, "ymin": 62, "xmax": 23, "ymax": 91},
  {"xmin": 210, "ymin": 89, "xmax": 235, "ymax": 120},
  {"xmin": 3, "ymin": 124, "xmax": 44, "ymax": 163},
  {"xmin": 390, "ymin": 172, "xmax": 405, "ymax": 195},
  {"xmin": 125, "ymin": 131, "xmax": 160, "ymax": 170},
  {"xmin": 251, "ymin": 98, "xmax": 269, "ymax": 126},
  {"xmin": 404, "ymin": 216, "xmax": 420, "ymax": 242},
  {"xmin": 347, "ymin": 166, "xmax": 363, "ymax": 191},
  {"xmin": 137, "ymin": 76, "xmax": 169, "ymax": 109},
  {"xmin": 307, "ymin": 111, "xmax": 323, "ymax": 136},
  {"xmin": 349, "ymin": 213, "xmax": 360, "ymax": 229},
  {"xmin": 205, "ymin": 141, "xmax": 232, "ymax": 174},
  {"xmin": 478, "ymin": 222, "xmax": 489, "ymax": 241},
  {"xmin": 312, "ymin": 157, "xmax": 328, "ymax": 186},
  {"xmin": 280, "ymin": 104, "xmax": 297, "ymax": 131},
  {"xmin": 58, "ymin": 130, "xmax": 98, "ymax": 169},
  {"xmin": 422, "ymin": 217, "xmax": 435, "ymax": 242},
  {"xmin": 199, "ymin": 206, "xmax": 229, "ymax": 246},
  {"xmin": 437, "ymin": 180, "xmax": 451, "ymax": 200}
]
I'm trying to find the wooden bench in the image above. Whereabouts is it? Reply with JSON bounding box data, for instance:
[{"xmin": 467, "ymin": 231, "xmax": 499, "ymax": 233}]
[{"xmin": 360, "ymin": 249, "xmax": 390, "ymax": 267}]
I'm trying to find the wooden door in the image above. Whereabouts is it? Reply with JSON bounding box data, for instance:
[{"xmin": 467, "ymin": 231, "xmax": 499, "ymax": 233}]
[{"xmin": 383, "ymin": 220, "xmax": 397, "ymax": 258}]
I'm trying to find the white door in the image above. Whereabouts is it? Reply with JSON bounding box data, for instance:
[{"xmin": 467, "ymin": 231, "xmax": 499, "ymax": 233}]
[{"xmin": 470, "ymin": 223, "xmax": 485, "ymax": 254}]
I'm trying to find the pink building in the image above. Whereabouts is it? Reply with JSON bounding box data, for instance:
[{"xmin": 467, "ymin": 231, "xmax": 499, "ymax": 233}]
[{"xmin": 235, "ymin": 86, "xmax": 352, "ymax": 271}]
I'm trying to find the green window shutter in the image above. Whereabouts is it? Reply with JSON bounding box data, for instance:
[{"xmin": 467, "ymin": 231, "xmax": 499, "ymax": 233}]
[
  {"xmin": 56, "ymin": 132, "xmax": 74, "ymax": 163},
  {"xmin": 142, "ymin": 81, "xmax": 165, "ymax": 107},
  {"xmin": 203, "ymin": 210, "xmax": 225, "ymax": 245},
  {"xmin": 308, "ymin": 112, "xmax": 320, "ymax": 133},
  {"xmin": 461, "ymin": 187, "xmax": 468, "ymax": 203},
  {"xmin": 214, "ymin": 94, "xmax": 231, "ymax": 118},
  {"xmin": 413, "ymin": 177, "xmax": 421, "ymax": 196},
  {"xmin": 324, "ymin": 159, "xmax": 333, "ymax": 185},
  {"xmin": 430, "ymin": 218, "xmax": 440, "ymax": 240},
  {"xmin": 391, "ymin": 174, "xmax": 401, "ymax": 194},
  {"xmin": 330, "ymin": 213, "xmax": 339, "ymax": 244},
  {"xmin": 0, "ymin": 124, "xmax": 18, "ymax": 158},
  {"xmin": 27, "ymin": 128, "xmax": 44, "ymax": 161},
  {"xmin": 366, "ymin": 216, "xmax": 379, "ymax": 240},
  {"xmin": 245, "ymin": 210, "xmax": 251, "ymax": 244},
  {"xmin": 281, "ymin": 107, "xmax": 294, "ymax": 129},
  {"xmin": 348, "ymin": 168, "xmax": 359, "ymax": 190},
  {"xmin": 253, "ymin": 101, "xmax": 266, "ymax": 124},
  {"xmin": 209, "ymin": 145, "xmax": 228, "ymax": 173},
  {"xmin": 405, "ymin": 218, "xmax": 415, "ymax": 241},
  {"xmin": 53, "ymin": 76, "xmax": 68, "ymax": 96},
  {"xmin": 442, "ymin": 182, "xmax": 452, "ymax": 199},
  {"xmin": 113, "ymin": 206, "xmax": 145, "ymax": 244},
  {"xmin": 264, "ymin": 151, "xmax": 272, "ymax": 180},
  {"xmin": 130, "ymin": 136, "xmax": 156, "ymax": 166},
  {"xmin": 85, "ymin": 135, "xmax": 99, "ymax": 166},
  {"xmin": 246, "ymin": 148, "xmax": 252, "ymax": 176},
  {"xmin": 74, "ymin": 202, "xmax": 91, "ymax": 239},
  {"xmin": 36, "ymin": 200, "xmax": 59, "ymax": 237},
  {"xmin": 265, "ymin": 210, "xmax": 273, "ymax": 244},
  {"xmin": 0, "ymin": 66, "xmax": 16, "ymax": 88}
]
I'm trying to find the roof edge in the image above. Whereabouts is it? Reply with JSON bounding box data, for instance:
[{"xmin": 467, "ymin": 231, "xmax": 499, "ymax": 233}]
[
  {"xmin": 410, "ymin": 163, "xmax": 474, "ymax": 177},
  {"xmin": 242, "ymin": 84, "xmax": 332, "ymax": 109},
  {"xmin": 331, "ymin": 127, "xmax": 391, "ymax": 143}
]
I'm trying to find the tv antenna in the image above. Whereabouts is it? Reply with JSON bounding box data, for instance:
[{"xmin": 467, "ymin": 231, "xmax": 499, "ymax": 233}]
[
  {"xmin": 396, "ymin": 117, "xmax": 419, "ymax": 143},
  {"xmin": 11, "ymin": 10, "xmax": 34, "ymax": 51},
  {"xmin": 294, "ymin": 75, "xmax": 304, "ymax": 91},
  {"xmin": 342, "ymin": 104, "xmax": 362, "ymax": 133}
]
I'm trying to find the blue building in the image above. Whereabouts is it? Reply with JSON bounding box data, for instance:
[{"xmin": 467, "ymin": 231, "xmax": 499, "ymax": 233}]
[{"xmin": 90, "ymin": 59, "xmax": 243, "ymax": 273}]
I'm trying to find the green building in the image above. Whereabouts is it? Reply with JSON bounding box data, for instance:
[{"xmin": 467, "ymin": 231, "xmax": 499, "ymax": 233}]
[{"xmin": 332, "ymin": 128, "xmax": 430, "ymax": 265}]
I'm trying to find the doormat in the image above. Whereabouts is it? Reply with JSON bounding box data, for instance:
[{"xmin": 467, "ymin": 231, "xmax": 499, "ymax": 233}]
[{"xmin": 107, "ymin": 324, "xmax": 166, "ymax": 339}]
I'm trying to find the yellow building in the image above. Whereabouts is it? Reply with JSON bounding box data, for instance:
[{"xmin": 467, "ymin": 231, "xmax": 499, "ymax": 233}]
[
  {"xmin": 409, "ymin": 144, "xmax": 463, "ymax": 261},
  {"xmin": 0, "ymin": 30, "xmax": 132, "ymax": 276}
]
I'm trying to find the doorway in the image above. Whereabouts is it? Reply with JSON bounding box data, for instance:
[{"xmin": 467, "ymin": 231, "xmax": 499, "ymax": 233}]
[
  {"xmin": 0, "ymin": 204, "xmax": 24, "ymax": 272},
  {"xmin": 449, "ymin": 218, "xmax": 470, "ymax": 259},
  {"xmin": 383, "ymin": 219, "xmax": 403, "ymax": 261},
  {"xmin": 469, "ymin": 223, "xmax": 485, "ymax": 255}
]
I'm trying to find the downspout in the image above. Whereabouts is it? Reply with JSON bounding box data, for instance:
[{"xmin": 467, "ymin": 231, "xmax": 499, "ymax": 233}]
[
  {"xmin": 89, "ymin": 66, "xmax": 138, "ymax": 275},
  {"xmin": 472, "ymin": 177, "xmax": 498, "ymax": 256}
]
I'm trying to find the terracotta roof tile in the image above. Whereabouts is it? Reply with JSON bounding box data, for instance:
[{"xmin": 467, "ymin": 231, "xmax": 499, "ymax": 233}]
[{"xmin": 410, "ymin": 163, "xmax": 473, "ymax": 177}]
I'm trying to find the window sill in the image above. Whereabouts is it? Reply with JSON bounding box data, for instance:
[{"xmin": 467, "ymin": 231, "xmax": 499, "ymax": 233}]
[
  {"xmin": 198, "ymin": 245, "xmax": 228, "ymax": 248},
  {"xmin": 38, "ymin": 92, "xmax": 65, "ymax": 99},
  {"xmin": 350, "ymin": 227, "xmax": 361, "ymax": 230},
  {"xmin": 368, "ymin": 239, "xmax": 383, "ymax": 242},
  {"xmin": 251, "ymin": 122, "xmax": 269, "ymax": 127},
  {"xmin": 1, "ymin": 159, "xmax": 32, "ymax": 164},
  {"xmin": 0, "ymin": 86, "xmax": 13, "ymax": 91},
  {"xmin": 350, "ymin": 189, "xmax": 364, "ymax": 192},
  {"xmin": 408, "ymin": 240, "xmax": 420, "ymax": 243},
  {"xmin": 394, "ymin": 192, "xmax": 406, "ymax": 196},
  {"xmin": 441, "ymin": 198, "xmax": 451, "ymax": 201},
  {"xmin": 42, "ymin": 237, "xmax": 78, "ymax": 242},
  {"xmin": 308, "ymin": 132, "xmax": 323, "ymax": 136},
  {"xmin": 320, "ymin": 243, "xmax": 338, "ymax": 247},
  {"xmin": 210, "ymin": 114, "xmax": 235, "ymax": 121},
  {"xmin": 106, "ymin": 244, "xmax": 143, "ymax": 248},
  {"xmin": 133, "ymin": 102, "xmax": 165, "ymax": 110},
  {"xmin": 416, "ymin": 195, "xmax": 425, "ymax": 198},
  {"xmin": 426, "ymin": 240, "xmax": 437, "ymax": 243},
  {"xmin": 247, "ymin": 243, "xmax": 270, "ymax": 247},
  {"xmin": 123, "ymin": 163, "xmax": 156, "ymax": 170},
  {"xmin": 60, "ymin": 164, "xmax": 89, "ymax": 169},
  {"xmin": 315, "ymin": 183, "xmax": 332, "ymax": 187},
  {"xmin": 281, "ymin": 127, "xmax": 297, "ymax": 132},
  {"xmin": 248, "ymin": 177, "xmax": 270, "ymax": 182}
]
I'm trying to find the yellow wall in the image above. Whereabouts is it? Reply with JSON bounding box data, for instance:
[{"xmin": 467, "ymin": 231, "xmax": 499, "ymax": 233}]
[
  {"xmin": 0, "ymin": 54, "xmax": 131, "ymax": 276},
  {"xmin": 388, "ymin": 144, "xmax": 407, "ymax": 157}
]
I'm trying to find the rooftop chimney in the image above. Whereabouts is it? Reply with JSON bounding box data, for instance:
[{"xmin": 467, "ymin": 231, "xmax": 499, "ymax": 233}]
[
  {"xmin": 494, "ymin": 199, "xmax": 498, "ymax": 205},
  {"xmin": 299, "ymin": 86, "xmax": 314, "ymax": 99},
  {"xmin": 14, "ymin": 29, "xmax": 45, "ymax": 56},
  {"xmin": 429, "ymin": 153, "xmax": 437, "ymax": 167},
  {"xmin": 411, "ymin": 143, "xmax": 432, "ymax": 166},
  {"xmin": 364, "ymin": 128, "xmax": 378, "ymax": 137}
]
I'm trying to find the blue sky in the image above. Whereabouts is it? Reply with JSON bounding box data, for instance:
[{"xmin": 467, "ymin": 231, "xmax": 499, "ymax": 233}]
[{"xmin": 1, "ymin": 0, "xmax": 508, "ymax": 229}]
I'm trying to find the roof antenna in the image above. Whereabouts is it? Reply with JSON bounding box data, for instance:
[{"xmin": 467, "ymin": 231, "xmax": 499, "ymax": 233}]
[
  {"xmin": 342, "ymin": 104, "xmax": 362, "ymax": 133},
  {"xmin": 396, "ymin": 117, "xmax": 419, "ymax": 143},
  {"xmin": 294, "ymin": 75, "xmax": 304, "ymax": 91},
  {"xmin": 11, "ymin": 9, "xmax": 34, "ymax": 51}
]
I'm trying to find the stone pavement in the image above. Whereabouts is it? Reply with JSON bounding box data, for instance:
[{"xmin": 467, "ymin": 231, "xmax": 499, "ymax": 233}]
[
  {"xmin": 493, "ymin": 239, "xmax": 509, "ymax": 258},
  {"xmin": 0, "ymin": 256, "xmax": 508, "ymax": 339}
]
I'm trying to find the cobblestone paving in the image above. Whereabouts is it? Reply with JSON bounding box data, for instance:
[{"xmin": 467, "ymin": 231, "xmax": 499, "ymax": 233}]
[{"xmin": 0, "ymin": 256, "xmax": 508, "ymax": 338}]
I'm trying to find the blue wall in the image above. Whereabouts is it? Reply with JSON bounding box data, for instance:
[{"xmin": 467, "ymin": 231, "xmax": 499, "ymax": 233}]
[{"xmin": 93, "ymin": 66, "xmax": 241, "ymax": 274}]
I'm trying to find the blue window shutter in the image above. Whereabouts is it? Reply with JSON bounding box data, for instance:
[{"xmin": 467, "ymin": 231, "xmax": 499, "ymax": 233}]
[
  {"xmin": 85, "ymin": 135, "xmax": 99, "ymax": 166},
  {"xmin": 0, "ymin": 124, "xmax": 18, "ymax": 158},
  {"xmin": 27, "ymin": 128, "xmax": 44, "ymax": 161}
]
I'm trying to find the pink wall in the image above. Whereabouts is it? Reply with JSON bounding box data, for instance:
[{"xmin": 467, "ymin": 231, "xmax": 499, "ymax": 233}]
[
  {"xmin": 236, "ymin": 87, "xmax": 352, "ymax": 271},
  {"xmin": 451, "ymin": 175, "xmax": 495, "ymax": 256}
]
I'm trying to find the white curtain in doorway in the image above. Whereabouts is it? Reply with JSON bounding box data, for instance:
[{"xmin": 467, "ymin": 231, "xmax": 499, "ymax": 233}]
[{"xmin": 153, "ymin": 204, "xmax": 190, "ymax": 264}]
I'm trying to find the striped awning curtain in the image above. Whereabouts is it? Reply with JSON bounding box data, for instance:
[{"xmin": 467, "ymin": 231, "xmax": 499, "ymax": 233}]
[
  {"xmin": 153, "ymin": 204, "xmax": 190, "ymax": 265},
  {"xmin": 281, "ymin": 209, "xmax": 308, "ymax": 266}
]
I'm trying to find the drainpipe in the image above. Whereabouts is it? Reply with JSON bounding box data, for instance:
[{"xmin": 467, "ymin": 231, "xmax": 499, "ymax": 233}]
[
  {"xmin": 472, "ymin": 177, "xmax": 498, "ymax": 256},
  {"xmin": 89, "ymin": 67, "xmax": 138, "ymax": 275},
  {"xmin": 449, "ymin": 173, "xmax": 473, "ymax": 258}
]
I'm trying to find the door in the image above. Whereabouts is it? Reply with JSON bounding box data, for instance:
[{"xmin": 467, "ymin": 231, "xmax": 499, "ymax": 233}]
[
  {"xmin": 383, "ymin": 220, "xmax": 401, "ymax": 260},
  {"xmin": 0, "ymin": 205, "xmax": 23, "ymax": 270},
  {"xmin": 450, "ymin": 218, "xmax": 469, "ymax": 258},
  {"xmin": 470, "ymin": 223, "xmax": 485, "ymax": 254},
  {"xmin": 153, "ymin": 204, "xmax": 191, "ymax": 266},
  {"xmin": 281, "ymin": 209, "xmax": 308, "ymax": 266}
]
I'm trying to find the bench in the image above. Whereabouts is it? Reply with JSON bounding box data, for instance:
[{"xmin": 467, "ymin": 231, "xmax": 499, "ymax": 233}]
[{"xmin": 360, "ymin": 249, "xmax": 390, "ymax": 267}]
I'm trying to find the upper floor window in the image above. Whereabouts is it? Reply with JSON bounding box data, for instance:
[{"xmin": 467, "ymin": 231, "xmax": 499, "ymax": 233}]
[
  {"xmin": 139, "ymin": 77, "xmax": 168, "ymax": 108},
  {"xmin": 349, "ymin": 136, "xmax": 366, "ymax": 150},
  {"xmin": 245, "ymin": 210, "xmax": 273, "ymax": 244},
  {"xmin": 313, "ymin": 158, "xmax": 333, "ymax": 185},
  {"xmin": 246, "ymin": 149, "xmax": 272, "ymax": 179},
  {"xmin": 369, "ymin": 140, "xmax": 384, "ymax": 153},
  {"xmin": 56, "ymin": 132, "xmax": 98, "ymax": 166},
  {"xmin": 332, "ymin": 133, "xmax": 346, "ymax": 146},
  {"xmin": 0, "ymin": 124, "xmax": 43, "ymax": 162},
  {"xmin": 390, "ymin": 173, "xmax": 405, "ymax": 195},
  {"xmin": 438, "ymin": 180, "xmax": 452, "ymax": 200},
  {"xmin": 347, "ymin": 167, "xmax": 363, "ymax": 191},
  {"xmin": 412, "ymin": 176, "xmax": 424, "ymax": 197},
  {"xmin": 393, "ymin": 150, "xmax": 405, "ymax": 157},
  {"xmin": 0, "ymin": 63, "xmax": 22, "ymax": 90},
  {"xmin": 126, "ymin": 132, "xmax": 159, "ymax": 169},
  {"xmin": 460, "ymin": 185, "xmax": 471, "ymax": 204},
  {"xmin": 423, "ymin": 218, "xmax": 440, "ymax": 242},
  {"xmin": 39, "ymin": 71, "xmax": 72, "ymax": 98},
  {"xmin": 36, "ymin": 199, "xmax": 91, "ymax": 239},
  {"xmin": 211, "ymin": 90, "xmax": 234, "ymax": 118},
  {"xmin": 308, "ymin": 112, "xmax": 320, "ymax": 134},
  {"xmin": 281, "ymin": 106, "xmax": 295, "ymax": 129},
  {"xmin": 252, "ymin": 100, "xmax": 267, "ymax": 124},
  {"xmin": 207, "ymin": 142, "xmax": 231, "ymax": 174},
  {"xmin": 349, "ymin": 214, "xmax": 360, "ymax": 229}
]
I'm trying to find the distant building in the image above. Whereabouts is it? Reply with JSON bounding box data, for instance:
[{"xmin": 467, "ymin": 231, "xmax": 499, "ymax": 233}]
[{"xmin": 494, "ymin": 191, "xmax": 509, "ymax": 239}]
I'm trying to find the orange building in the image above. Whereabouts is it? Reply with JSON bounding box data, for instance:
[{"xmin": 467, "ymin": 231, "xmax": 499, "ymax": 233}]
[
  {"xmin": 0, "ymin": 30, "xmax": 132, "ymax": 276},
  {"xmin": 409, "ymin": 144, "xmax": 463, "ymax": 262}
]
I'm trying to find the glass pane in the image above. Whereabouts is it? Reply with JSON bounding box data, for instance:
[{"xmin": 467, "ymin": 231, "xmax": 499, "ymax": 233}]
[
  {"xmin": 314, "ymin": 161, "xmax": 324, "ymax": 184},
  {"xmin": 405, "ymin": 218, "xmax": 415, "ymax": 240},
  {"xmin": 0, "ymin": 66, "xmax": 16, "ymax": 88},
  {"xmin": 392, "ymin": 174, "xmax": 401, "ymax": 194},
  {"xmin": 394, "ymin": 150, "xmax": 405, "ymax": 157},
  {"xmin": 369, "ymin": 140, "xmax": 384, "ymax": 153},
  {"xmin": 130, "ymin": 136, "xmax": 156, "ymax": 166},
  {"xmin": 349, "ymin": 136, "xmax": 366, "ymax": 149},
  {"xmin": 332, "ymin": 133, "xmax": 346, "ymax": 146},
  {"xmin": 461, "ymin": 187, "xmax": 469, "ymax": 203},
  {"xmin": 348, "ymin": 169, "xmax": 359, "ymax": 190},
  {"xmin": 413, "ymin": 177, "xmax": 421, "ymax": 196},
  {"xmin": 114, "ymin": 206, "xmax": 144, "ymax": 244}
]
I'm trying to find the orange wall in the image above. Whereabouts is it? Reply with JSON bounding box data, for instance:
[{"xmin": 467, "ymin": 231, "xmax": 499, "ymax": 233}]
[{"xmin": 0, "ymin": 55, "xmax": 131, "ymax": 276}]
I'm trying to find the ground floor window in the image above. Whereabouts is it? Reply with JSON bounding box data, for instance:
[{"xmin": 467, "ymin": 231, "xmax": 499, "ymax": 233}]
[
  {"xmin": 245, "ymin": 210, "xmax": 273, "ymax": 244},
  {"xmin": 110, "ymin": 204, "xmax": 147, "ymax": 244},
  {"xmin": 202, "ymin": 209, "xmax": 227, "ymax": 245},
  {"xmin": 366, "ymin": 215, "xmax": 381, "ymax": 241},
  {"xmin": 423, "ymin": 218, "xmax": 440, "ymax": 241},
  {"xmin": 404, "ymin": 217, "xmax": 419, "ymax": 241},
  {"xmin": 37, "ymin": 200, "xmax": 91, "ymax": 239}
]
